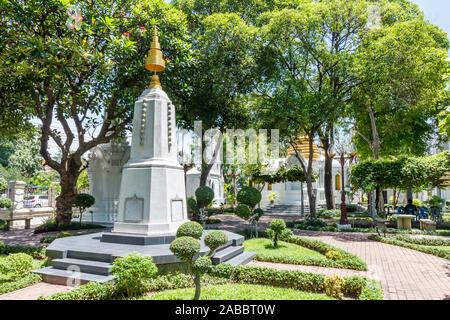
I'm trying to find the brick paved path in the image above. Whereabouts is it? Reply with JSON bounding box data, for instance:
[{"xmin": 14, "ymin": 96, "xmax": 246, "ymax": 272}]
[
  {"xmin": 0, "ymin": 283, "xmax": 71, "ymax": 300},
  {"xmin": 219, "ymin": 215, "xmax": 450, "ymax": 300}
]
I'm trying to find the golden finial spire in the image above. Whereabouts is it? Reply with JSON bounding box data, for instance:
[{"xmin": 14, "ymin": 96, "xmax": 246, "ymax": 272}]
[{"xmin": 145, "ymin": 26, "xmax": 165, "ymax": 89}]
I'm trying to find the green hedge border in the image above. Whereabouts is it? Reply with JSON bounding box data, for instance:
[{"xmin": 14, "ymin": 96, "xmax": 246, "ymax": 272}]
[
  {"xmin": 368, "ymin": 235, "xmax": 450, "ymax": 260},
  {"xmin": 209, "ymin": 264, "xmax": 383, "ymax": 300},
  {"xmin": 272, "ymin": 236, "xmax": 368, "ymax": 271},
  {"xmin": 0, "ymin": 273, "xmax": 42, "ymax": 295}
]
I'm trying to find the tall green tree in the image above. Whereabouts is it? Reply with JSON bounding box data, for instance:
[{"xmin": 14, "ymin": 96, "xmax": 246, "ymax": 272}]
[{"xmin": 0, "ymin": 0, "xmax": 191, "ymax": 226}]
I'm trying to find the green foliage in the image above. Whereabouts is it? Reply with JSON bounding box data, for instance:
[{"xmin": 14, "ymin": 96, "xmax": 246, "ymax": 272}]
[
  {"xmin": 350, "ymin": 151, "xmax": 450, "ymax": 192},
  {"xmin": 253, "ymin": 208, "xmax": 265, "ymax": 221},
  {"xmin": 324, "ymin": 275, "xmax": 345, "ymax": 300},
  {"xmin": 368, "ymin": 235, "xmax": 450, "ymax": 260},
  {"xmin": 192, "ymin": 256, "xmax": 212, "ymax": 276},
  {"xmin": 234, "ymin": 204, "xmax": 251, "ymax": 221},
  {"xmin": 426, "ymin": 195, "xmax": 445, "ymax": 207},
  {"xmin": 187, "ymin": 197, "xmax": 199, "ymax": 214},
  {"xmin": 110, "ymin": 253, "xmax": 158, "ymax": 297},
  {"xmin": 204, "ymin": 231, "xmax": 228, "ymax": 254},
  {"xmin": 359, "ymin": 279, "xmax": 384, "ymax": 300},
  {"xmin": 29, "ymin": 170, "xmax": 60, "ymax": 193},
  {"xmin": 0, "ymin": 244, "xmax": 46, "ymax": 260},
  {"xmin": 0, "ymin": 177, "xmax": 7, "ymax": 191},
  {"xmin": 176, "ymin": 221, "xmax": 203, "ymax": 239},
  {"xmin": 40, "ymin": 231, "xmax": 73, "ymax": 244},
  {"xmin": 236, "ymin": 186, "xmax": 261, "ymax": 209},
  {"xmin": 34, "ymin": 219, "xmax": 104, "ymax": 234},
  {"xmin": 145, "ymin": 283, "xmax": 335, "ymax": 300},
  {"xmin": 251, "ymin": 165, "xmax": 306, "ymax": 185},
  {"xmin": 195, "ymin": 186, "xmax": 215, "ymax": 208},
  {"xmin": 170, "ymin": 236, "xmax": 201, "ymax": 262},
  {"xmin": 39, "ymin": 281, "xmax": 116, "ymax": 300},
  {"xmin": 266, "ymin": 218, "xmax": 287, "ymax": 247},
  {"xmin": 76, "ymin": 170, "xmax": 90, "ymax": 191},
  {"xmin": 0, "ymin": 273, "xmax": 41, "ymax": 295},
  {"xmin": 0, "ymin": 253, "xmax": 35, "ymax": 282},
  {"xmin": 317, "ymin": 209, "xmax": 341, "ymax": 219},
  {"xmin": 0, "ymin": 198, "xmax": 12, "ymax": 209},
  {"xmin": 0, "ymin": 135, "xmax": 42, "ymax": 178},
  {"xmin": 209, "ymin": 263, "xmax": 234, "ymax": 279},
  {"xmin": 325, "ymin": 250, "xmax": 343, "ymax": 261},
  {"xmin": 75, "ymin": 193, "xmax": 95, "ymax": 213}
]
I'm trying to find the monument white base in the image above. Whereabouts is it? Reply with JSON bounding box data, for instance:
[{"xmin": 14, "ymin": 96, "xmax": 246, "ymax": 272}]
[{"xmin": 113, "ymin": 161, "xmax": 188, "ymax": 235}]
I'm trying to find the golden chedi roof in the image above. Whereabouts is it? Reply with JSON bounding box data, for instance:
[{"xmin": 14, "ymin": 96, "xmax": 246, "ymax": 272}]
[
  {"xmin": 145, "ymin": 26, "xmax": 165, "ymax": 89},
  {"xmin": 287, "ymin": 136, "xmax": 321, "ymax": 162}
]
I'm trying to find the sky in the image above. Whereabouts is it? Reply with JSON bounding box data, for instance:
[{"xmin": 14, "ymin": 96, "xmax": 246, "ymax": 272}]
[{"xmin": 36, "ymin": 0, "xmax": 450, "ymax": 156}]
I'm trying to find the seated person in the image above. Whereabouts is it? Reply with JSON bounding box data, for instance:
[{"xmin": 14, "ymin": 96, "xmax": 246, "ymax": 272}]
[{"xmin": 402, "ymin": 199, "xmax": 417, "ymax": 215}]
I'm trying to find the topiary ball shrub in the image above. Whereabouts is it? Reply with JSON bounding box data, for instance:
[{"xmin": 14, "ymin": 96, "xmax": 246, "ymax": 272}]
[
  {"xmin": 204, "ymin": 231, "xmax": 228, "ymax": 254},
  {"xmin": 237, "ymin": 187, "xmax": 261, "ymax": 208},
  {"xmin": 324, "ymin": 274, "xmax": 345, "ymax": 300},
  {"xmin": 253, "ymin": 208, "xmax": 265, "ymax": 220},
  {"xmin": 195, "ymin": 186, "xmax": 215, "ymax": 208},
  {"xmin": 110, "ymin": 253, "xmax": 158, "ymax": 297},
  {"xmin": 0, "ymin": 198, "xmax": 12, "ymax": 209},
  {"xmin": 280, "ymin": 229, "xmax": 293, "ymax": 241},
  {"xmin": 176, "ymin": 221, "xmax": 203, "ymax": 239},
  {"xmin": 187, "ymin": 197, "xmax": 199, "ymax": 214},
  {"xmin": 170, "ymin": 236, "xmax": 201, "ymax": 262},
  {"xmin": 75, "ymin": 193, "xmax": 95, "ymax": 210},
  {"xmin": 235, "ymin": 204, "xmax": 251, "ymax": 221},
  {"xmin": 192, "ymin": 256, "xmax": 212, "ymax": 276},
  {"xmin": 270, "ymin": 219, "xmax": 286, "ymax": 233},
  {"xmin": 0, "ymin": 253, "xmax": 35, "ymax": 282}
]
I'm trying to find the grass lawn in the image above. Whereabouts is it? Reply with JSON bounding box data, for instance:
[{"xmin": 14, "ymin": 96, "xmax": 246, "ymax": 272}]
[
  {"xmin": 244, "ymin": 238, "xmax": 325, "ymax": 261},
  {"xmin": 141, "ymin": 284, "xmax": 335, "ymax": 300}
]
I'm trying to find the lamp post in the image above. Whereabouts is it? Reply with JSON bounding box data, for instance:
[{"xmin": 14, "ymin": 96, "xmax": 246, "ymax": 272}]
[{"xmin": 329, "ymin": 145, "xmax": 356, "ymax": 228}]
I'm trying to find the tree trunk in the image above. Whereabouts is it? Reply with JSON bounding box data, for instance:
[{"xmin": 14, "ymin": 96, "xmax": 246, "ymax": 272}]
[
  {"xmin": 55, "ymin": 163, "xmax": 81, "ymax": 227},
  {"xmin": 406, "ymin": 189, "xmax": 413, "ymax": 201},
  {"xmin": 193, "ymin": 274, "xmax": 201, "ymax": 300},
  {"xmin": 200, "ymin": 163, "xmax": 214, "ymax": 186},
  {"xmin": 306, "ymin": 136, "xmax": 317, "ymax": 218},
  {"xmin": 320, "ymin": 129, "xmax": 335, "ymax": 210}
]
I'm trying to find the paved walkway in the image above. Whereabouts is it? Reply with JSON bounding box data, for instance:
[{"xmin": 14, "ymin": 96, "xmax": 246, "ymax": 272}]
[
  {"xmin": 219, "ymin": 215, "xmax": 450, "ymax": 300},
  {"xmin": 0, "ymin": 283, "xmax": 71, "ymax": 300}
]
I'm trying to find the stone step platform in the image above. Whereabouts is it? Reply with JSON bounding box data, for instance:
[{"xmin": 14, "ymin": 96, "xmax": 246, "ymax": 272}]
[
  {"xmin": 225, "ymin": 252, "xmax": 256, "ymax": 267},
  {"xmin": 33, "ymin": 267, "xmax": 115, "ymax": 286},
  {"xmin": 52, "ymin": 258, "xmax": 113, "ymax": 276},
  {"xmin": 211, "ymin": 245, "xmax": 244, "ymax": 264},
  {"xmin": 33, "ymin": 230, "xmax": 255, "ymax": 286}
]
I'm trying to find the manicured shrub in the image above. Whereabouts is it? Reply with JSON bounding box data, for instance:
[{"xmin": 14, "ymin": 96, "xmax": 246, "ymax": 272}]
[
  {"xmin": 74, "ymin": 193, "xmax": 95, "ymax": 224},
  {"xmin": 235, "ymin": 204, "xmax": 251, "ymax": 221},
  {"xmin": 0, "ymin": 241, "xmax": 5, "ymax": 254},
  {"xmin": 176, "ymin": 221, "xmax": 203, "ymax": 239},
  {"xmin": 280, "ymin": 229, "xmax": 293, "ymax": 241},
  {"xmin": 253, "ymin": 208, "xmax": 265, "ymax": 219},
  {"xmin": 187, "ymin": 197, "xmax": 199, "ymax": 214},
  {"xmin": 325, "ymin": 250, "xmax": 343, "ymax": 261},
  {"xmin": 237, "ymin": 187, "xmax": 261, "ymax": 209},
  {"xmin": 170, "ymin": 237, "xmax": 201, "ymax": 262},
  {"xmin": 204, "ymin": 231, "xmax": 228, "ymax": 254},
  {"xmin": 324, "ymin": 275, "xmax": 345, "ymax": 299},
  {"xmin": 359, "ymin": 279, "xmax": 384, "ymax": 300},
  {"xmin": 266, "ymin": 219, "xmax": 287, "ymax": 247},
  {"xmin": 192, "ymin": 256, "xmax": 212, "ymax": 276},
  {"xmin": 209, "ymin": 263, "xmax": 234, "ymax": 279},
  {"xmin": 317, "ymin": 209, "xmax": 340, "ymax": 219},
  {"xmin": 170, "ymin": 224, "xmax": 226, "ymax": 300},
  {"xmin": 195, "ymin": 186, "xmax": 214, "ymax": 208},
  {"xmin": 287, "ymin": 237, "xmax": 367, "ymax": 271},
  {"xmin": 40, "ymin": 281, "xmax": 116, "ymax": 300},
  {"xmin": 2, "ymin": 245, "xmax": 46, "ymax": 259},
  {"xmin": 0, "ymin": 177, "xmax": 7, "ymax": 192},
  {"xmin": 110, "ymin": 253, "xmax": 158, "ymax": 297},
  {"xmin": 0, "ymin": 253, "xmax": 35, "ymax": 282},
  {"xmin": 0, "ymin": 198, "xmax": 12, "ymax": 209}
]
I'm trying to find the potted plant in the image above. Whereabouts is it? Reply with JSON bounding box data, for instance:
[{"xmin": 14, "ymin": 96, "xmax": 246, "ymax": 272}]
[{"xmin": 268, "ymin": 192, "xmax": 278, "ymax": 204}]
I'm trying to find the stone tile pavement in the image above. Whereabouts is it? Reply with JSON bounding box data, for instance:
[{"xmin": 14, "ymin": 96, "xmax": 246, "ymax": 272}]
[{"xmin": 218, "ymin": 214, "xmax": 450, "ymax": 300}]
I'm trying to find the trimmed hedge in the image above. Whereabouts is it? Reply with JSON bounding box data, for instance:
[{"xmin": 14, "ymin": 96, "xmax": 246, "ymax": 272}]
[
  {"xmin": 34, "ymin": 220, "xmax": 104, "ymax": 234},
  {"xmin": 0, "ymin": 273, "xmax": 42, "ymax": 295},
  {"xmin": 281, "ymin": 237, "xmax": 368, "ymax": 271},
  {"xmin": 209, "ymin": 264, "xmax": 382, "ymax": 300},
  {"xmin": 0, "ymin": 242, "xmax": 46, "ymax": 260},
  {"xmin": 368, "ymin": 235, "xmax": 450, "ymax": 260}
]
